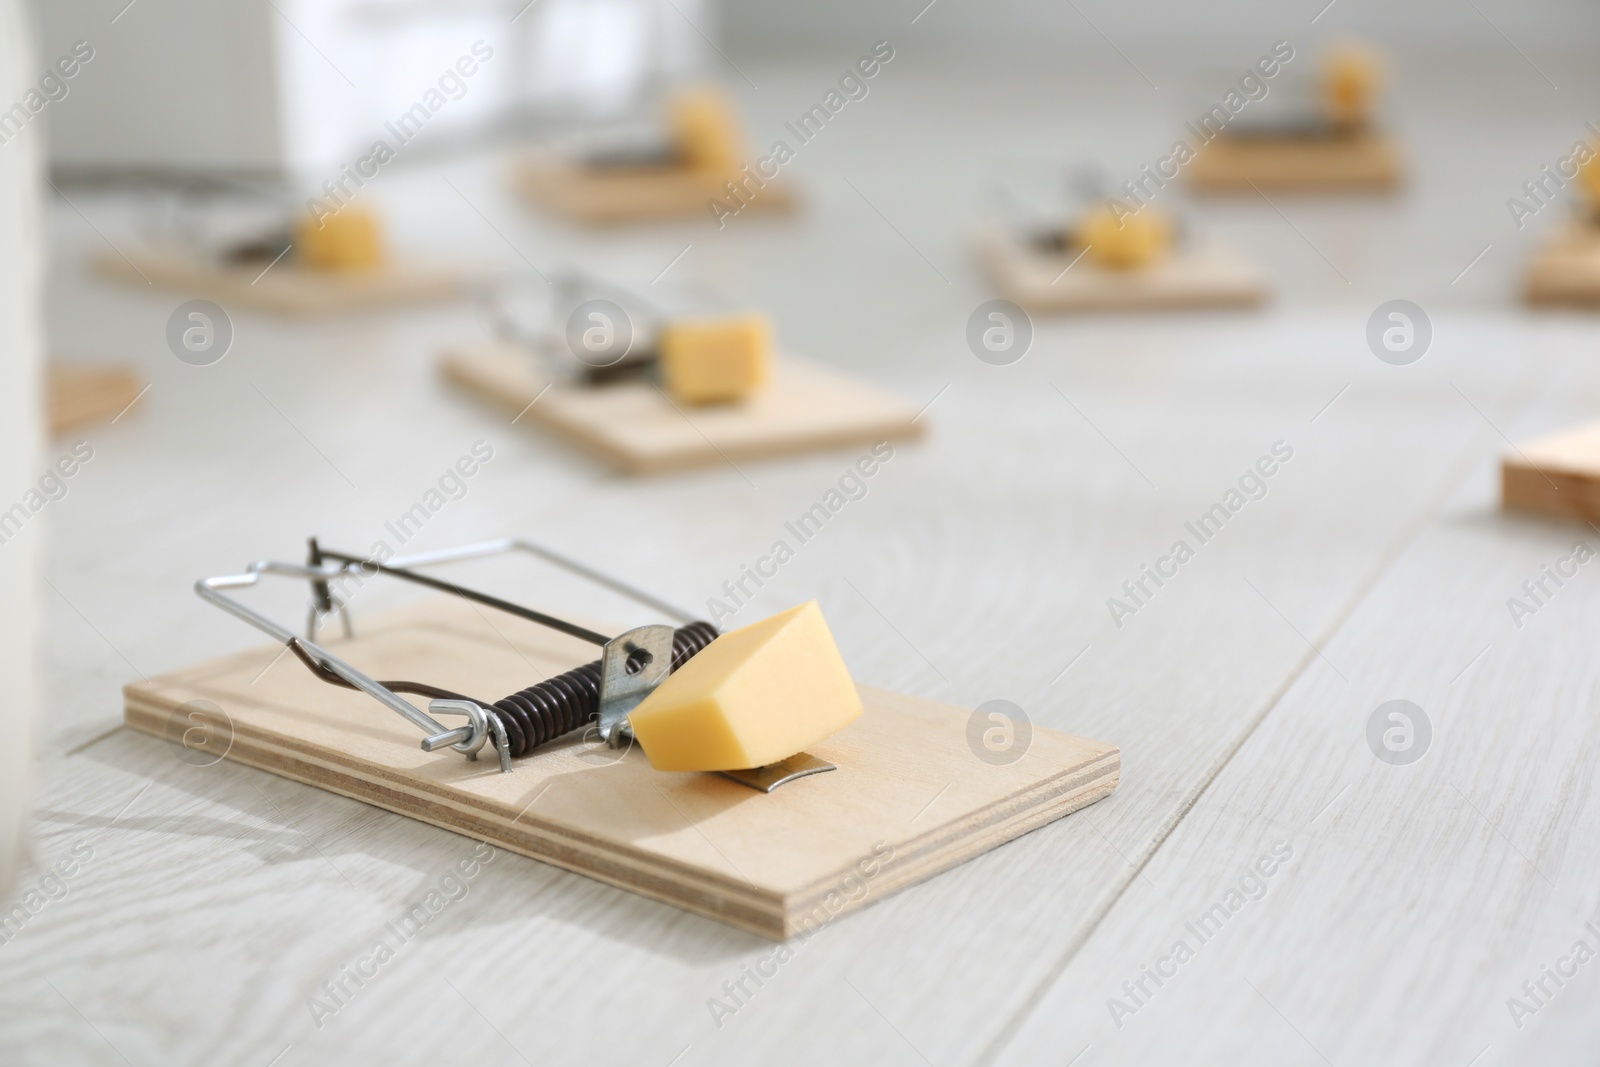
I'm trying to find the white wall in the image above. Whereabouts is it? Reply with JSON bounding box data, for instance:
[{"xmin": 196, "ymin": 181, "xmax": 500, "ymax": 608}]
[
  {"xmin": 32, "ymin": 0, "xmax": 711, "ymax": 180},
  {"xmin": 721, "ymin": 0, "xmax": 1600, "ymax": 56},
  {"xmin": 0, "ymin": 0, "xmax": 42, "ymax": 897},
  {"xmin": 36, "ymin": 0, "xmax": 284, "ymax": 174}
]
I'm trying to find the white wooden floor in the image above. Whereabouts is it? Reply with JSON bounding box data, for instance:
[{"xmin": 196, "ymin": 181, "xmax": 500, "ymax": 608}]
[{"xmin": 6, "ymin": 45, "xmax": 1600, "ymax": 1066}]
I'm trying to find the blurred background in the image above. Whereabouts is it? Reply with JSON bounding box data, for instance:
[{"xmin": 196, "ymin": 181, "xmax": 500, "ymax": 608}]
[
  {"xmin": 39, "ymin": 0, "xmax": 708, "ymax": 176},
  {"xmin": 28, "ymin": 1, "xmax": 1600, "ymax": 180}
]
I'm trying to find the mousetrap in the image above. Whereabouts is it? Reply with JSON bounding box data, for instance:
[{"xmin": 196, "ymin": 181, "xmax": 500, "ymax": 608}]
[
  {"xmin": 91, "ymin": 191, "xmax": 471, "ymax": 315},
  {"xmin": 974, "ymin": 173, "xmax": 1267, "ymax": 311},
  {"xmin": 1188, "ymin": 43, "xmax": 1403, "ymax": 193},
  {"xmin": 973, "ymin": 226, "xmax": 1267, "ymax": 312},
  {"xmin": 438, "ymin": 272, "xmax": 923, "ymax": 474},
  {"xmin": 1521, "ymin": 149, "xmax": 1600, "ymax": 306},
  {"xmin": 1502, "ymin": 419, "xmax": 1600, "ymax": 521},
  {"xmin": 121, "ymin": 538, "xmax": 1120, "ymax": 938},
  {"xmin": 1524, "ymin": 221, "xmax": 1600, "ymax": 308},
  {"xmin": 514, "ymin": 86, "xmax": 796, "ymax": 225},
  {"xmin": 47, "ymin": 362, "xmax": 144, "ymax": 434}
]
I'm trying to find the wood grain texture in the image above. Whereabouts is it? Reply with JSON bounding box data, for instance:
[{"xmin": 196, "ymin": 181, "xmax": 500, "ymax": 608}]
[
  {"xmin": 972, "ymin": 229, "xmax": 1269, "ymax": 312},
  {"xmin": 1523, "ymin": 223, "xmax": 1600, "ymax": 307},
  {"xmin": 89, "ymin": 244, "xmax": 471, "ymax": 316},
  {"xmin": 1187, "ymin": 130, "xmax": 1404, "ymax": 192},
  {"xmin": 438, "ymin": 339, "xmax": 925, "ymax": 474},
  {"xmin": 996, "ymin": 388, "xmax": 1600, "ymax": 1066},
  {"xmin": 1502, "ymin": 418, "xmax": 1600, "ymax": 521},
  {"xmin": 514, "ymin": 157, "xmax": 797, "ymax": 225},
  {"xmin": 121, "ymin": 597, "xmax": 1118, "ymax": 939},
  {"xmin": 45, "ymin": 363, "xmax": 142, "ymax": 435}
]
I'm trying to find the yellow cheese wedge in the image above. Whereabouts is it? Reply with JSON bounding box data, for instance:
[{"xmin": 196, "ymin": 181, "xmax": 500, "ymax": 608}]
[
  {"xmin": 1077, "ymin": 204, "xmax": 1173, "ymax": 271},
  {"xmin": 294, "ymin": 206, "xmax": 385, "ymax": 272},
  {"xmin": 628, "ymin": 601, "xmax": 863, "ymax": 772},
  {"xmin": 658, "ymin": 314, "xmax": 771, "ymax": 405},
  {"xmin": 667, "ymin": 86, "xmax": 744, "ymax": 175},
  {"xmin": 1320, "ymin": 42, "xmax": 1383, "ymax": 130}
]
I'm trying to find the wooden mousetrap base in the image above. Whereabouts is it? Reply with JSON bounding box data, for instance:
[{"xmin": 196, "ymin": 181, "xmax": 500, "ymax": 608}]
[
  {"xmin": 514, "ymin": 157, "xmax": 796, "ymax": 225},
  {"xmin": 1524, "ymin": 223, "xmax": 1600, "ymax": 308},
  {"xmin": 47, "ymin": 362, "xmax": 143, "ymax": 435},
  {"xmin": 1187, "ymin": 130, "xmax": 1403, "ymax": 192},
  {"xmin": 438, "ymin": 340, "xmax": 923, "ymax": 475},
  {"xmin": 1502, "ymin": 418, "xmax": 1600, "ymax": 521},
  {"xmin": 973, "ymin": 229, "xmax": 1268, "ymax": 312},
  {"xmin": 122, "ymin": 597, "xmax": 1119, "ymax": 939},
  {"xmin": 90, "ymin": 243, "xmax": 471, "ymax": 315}
]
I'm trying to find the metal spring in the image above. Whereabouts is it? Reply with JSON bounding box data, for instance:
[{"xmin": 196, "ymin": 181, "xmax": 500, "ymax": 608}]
[{"xmin": 487, "ymin": 621, "xmax": 718, "ymax": 758}]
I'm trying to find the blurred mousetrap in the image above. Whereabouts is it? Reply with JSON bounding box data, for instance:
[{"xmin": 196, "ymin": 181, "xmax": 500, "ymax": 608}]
[
  {"xmin": 47, "ymin": 361, "xmax": 144, "ymax": 435},
  {"xmin": 91, "ymin": 184, "xmax": 473, "ymax": 315},
  {"xmin": 1525, "ymin": 223, "xmax": 1600, "ymax": 308},
  {"xmin": 1188, "ymin": 42, "xmax": 1404, "ymax": 192},
  {"xmin": 1523, "ymin": 155, "xmax": 1600, "ymax": 307},
  {"xmin": 438, "ymin": 271, "xmax": 923, "ymax": 474},
  {"xmin": 975, "ymin": 166, "xmax": 1267, "ymax": 312},
  {"xmin": 1502, "ymin": 420, "xmax": 1600, "ymax": 521},
  {"xmin": 122, "ymin": 537, "xmax": 1119, "ymax": 938},
  {"xmin": 515, "ymin": 85, "xmax": 796, "ymax": 225}
]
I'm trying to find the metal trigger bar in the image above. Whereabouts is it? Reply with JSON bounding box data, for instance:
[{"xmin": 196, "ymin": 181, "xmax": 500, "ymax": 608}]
[{"xmin": 196, "ymin": 537, "xmax": 698, "ymax": 773}]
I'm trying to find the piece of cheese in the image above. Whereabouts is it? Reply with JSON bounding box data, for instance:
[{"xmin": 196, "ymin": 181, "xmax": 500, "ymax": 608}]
[
  {"xmin": 1580, "ymin": 153, "xmax": 1600, "ymax": 211},
  {"xmin": 1320, "ymin": 42, "xmax": 1382, "ymax": 130},
  {"xmin": 628, "ymin": 601, "xmax": 863, "ymax": 772},
  {"xmin": 1077, "ymin": 204, "xmax": 1173, "ymax": 271},
  {"xmin": 667, "ymin": 86, "xmax": 744, "ymax": 174},
  {"xmin": 658, "ymin": 314, "xmax": 771, "ymax": 405},
  {"xmin": 294, "ymin": 207, "xmax": 385, "ymax": 272}
]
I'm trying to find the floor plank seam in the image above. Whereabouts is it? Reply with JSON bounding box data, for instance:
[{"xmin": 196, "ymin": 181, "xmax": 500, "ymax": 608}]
[{"xmin": 969, "ymin": 415, "xmax": 1504, "ymax": 1067}]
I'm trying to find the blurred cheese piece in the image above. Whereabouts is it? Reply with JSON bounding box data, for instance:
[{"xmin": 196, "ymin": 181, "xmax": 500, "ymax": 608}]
[
  {"xmin": 1580, "ymin": 152, "xmax": 1600, "ymax": 212},
  {"xmin": 628, "ymin": 601, "xmax": 863, "ymax": 772},
  {"xmin": 1077, "ymin": 204, "xmax": 1173, "ymax": 270},
  {"xmin": 668, "ymin": 86, "xmax": 744, "ymax": 174},
  {"xmin": 658, "ymin": 314, "xmax": 771, "ymax": 404},
  {"xmin": 294, "ymin": 207, "xmax": 385, "ymax": 272},
  {"xmin": 1320, "ymin": 42, "xmax": 1383, "ymax": 130}
]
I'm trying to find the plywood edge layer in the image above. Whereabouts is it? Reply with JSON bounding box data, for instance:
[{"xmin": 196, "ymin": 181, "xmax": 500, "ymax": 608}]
[
  {"xmin": 1186, "ymin": 133, "xmax": 1403, "ymax": 192},
  {"xmin": 622, "ymin": 417, "xmax": 924, "ymax": 476},
  {"xmin": 1501, "ymin": 456, "xmax": 1600, "ymax": 522},
  {"xmin": 1523, "ymin": 252, "xmax": 1600, "ymax": 308},
  {"xmin": 1187, "ymin": 172, "xmax": 1401, "ymax": 193},
  {"xmin": 1523, "ymin": 286, "xmax": 1600, "ymax": 309},
  {"xmin": 1002, "ymin": 282, "xmax": 1267, "ymax": 314},
  {"xmin": 779, "ymin": 748, "xmax": 1121, "ymax": 937}
]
